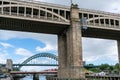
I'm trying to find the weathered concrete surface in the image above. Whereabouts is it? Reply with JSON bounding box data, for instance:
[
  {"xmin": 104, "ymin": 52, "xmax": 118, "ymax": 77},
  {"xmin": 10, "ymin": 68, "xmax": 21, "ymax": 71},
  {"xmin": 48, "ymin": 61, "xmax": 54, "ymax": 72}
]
[
  {"xmin": 58, "ymin": 4, "xmax": 85, "ymax": 79},
  {"xmin": 58, "ymin": 34, "xmax": 67, "ymax": 69},
  {"xmin": 6, "ymin": 59, "xmax": 13, "ymax": 71},
  {"xmin": 117, "ymin": 40, "xmax": 120, "ymax": 74},
  {"xmin": 33, "ymin": 74, "xmax": 39, "ymax": 80}
]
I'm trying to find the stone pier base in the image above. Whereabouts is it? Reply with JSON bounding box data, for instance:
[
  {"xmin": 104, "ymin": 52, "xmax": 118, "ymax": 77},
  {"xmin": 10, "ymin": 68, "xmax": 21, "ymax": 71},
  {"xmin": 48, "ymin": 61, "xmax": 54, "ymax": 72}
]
[
  {"xmin": 58, "ymin": 67, "xmax": 85, "ymax": 79},
  {"xmin": 58, "ymin": 4, "xmax": 85, "ymax": 79},
  {"xmin": 33, "ymin": 74, "xmax": 39, "ymax": 80}
]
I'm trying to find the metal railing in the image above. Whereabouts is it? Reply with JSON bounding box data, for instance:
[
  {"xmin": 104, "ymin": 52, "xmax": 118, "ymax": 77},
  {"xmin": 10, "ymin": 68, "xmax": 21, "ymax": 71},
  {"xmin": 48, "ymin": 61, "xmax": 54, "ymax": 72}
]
[
  {"xmin": 46, "ymin": 75, "xmax": 120, "ymax": 80},
  {"xmin": 79, "ymin": 7, "xmax": 120, "ymax": 18}
]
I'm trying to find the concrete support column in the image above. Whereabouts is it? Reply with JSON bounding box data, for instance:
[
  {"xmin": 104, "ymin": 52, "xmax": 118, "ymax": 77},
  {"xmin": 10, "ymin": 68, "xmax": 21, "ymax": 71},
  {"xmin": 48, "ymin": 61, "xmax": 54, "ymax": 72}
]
[
  {"xmin": 109, "ymin": 18, "xmax": 111, "ymax": 27},
  {"xmin": 117, "ymin": 40, "xmax": 120, "ymax": 75},
  {"xmin": 10, "ymin": 1, "xmax": 11, "ymax": 15},
  {"xmin": 64, "ymin": 11, "xmax": 66, "ymax": 19},
  {"xmin": 31, "ymin": 7, "xmax": 33, "ymax": 18},
  {"xmin": 58, "ymin": 4, "xmax": 85, "ymax": 79},
  {"xmin": 58, "ymin": 34, "xmax": 67, "ymax": 69},
  {"xmin": 24, "ymin": 6, "xmax": 26, "ymax": 17},
  {"xmin": 38, "ymin": 8, "xmax": 40, "ymax": 18},
  {"xmin": 33, "ymin": 74, "xmax": 39, "ymax": 80},
  {"xmin": 17, "ymin": 4, "xmax": 19, "ymax": 16},
  {"xmin": 104, "ymin": 18, "xmax": 106, "ymax": 26},
  {"xmin": 98, "ymin": 16, "xmax": 101, "ymax": 26},
  {"xmin": 6, "ymin": 59, "xmax": 13, "ymax": 71},
  {"xmin": 93, "ymin": 15, "xmax": 95, "ymax": 25},
  {"xmin": 58, "ymin": 33, "xmax": 67, "ymax": 78},
  {"xmin": 1, "ymin": 0, "xmax": 3, "ymax": 14}
]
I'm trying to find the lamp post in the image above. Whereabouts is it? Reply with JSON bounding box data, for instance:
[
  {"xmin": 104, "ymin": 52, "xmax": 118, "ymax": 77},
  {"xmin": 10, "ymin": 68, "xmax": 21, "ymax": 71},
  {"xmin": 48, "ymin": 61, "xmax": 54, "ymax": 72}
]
[{"xmin": 70, "ymin": 0, "xmax": 73, "ymax": 5}]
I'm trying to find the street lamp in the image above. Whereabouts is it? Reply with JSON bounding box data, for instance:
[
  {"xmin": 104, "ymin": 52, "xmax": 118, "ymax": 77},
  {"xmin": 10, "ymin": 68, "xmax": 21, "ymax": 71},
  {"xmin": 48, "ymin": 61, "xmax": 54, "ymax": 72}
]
[{"xmin": 70, "ymin": 0, "xmax": 73, "ymax": 5}]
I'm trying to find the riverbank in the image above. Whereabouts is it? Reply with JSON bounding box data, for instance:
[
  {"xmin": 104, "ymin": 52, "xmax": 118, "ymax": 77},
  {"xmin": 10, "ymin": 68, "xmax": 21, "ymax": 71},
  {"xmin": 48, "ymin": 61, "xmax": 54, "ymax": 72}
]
[
  {"xmin": 0, "ymin": 77, "xmax": 12, "ymax": 80},
  {"xmin": 12, "ymin": 74, "xmax": 26, "ymax": 80}
]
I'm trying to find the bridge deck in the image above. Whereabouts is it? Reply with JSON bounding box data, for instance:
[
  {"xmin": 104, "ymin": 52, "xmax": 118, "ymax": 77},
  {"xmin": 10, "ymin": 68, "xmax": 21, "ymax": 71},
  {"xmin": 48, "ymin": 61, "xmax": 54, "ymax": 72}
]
[
  {"xmin": 0, "ymin": 0, "xmax": 120, "ymax": 39},
  {"xmin": 0, "ymin": 17, "xmax": 69, "ymax": 34},
  {"xmin": 10, "ymin": 71, "xmax": 57, "ymax": 74}
]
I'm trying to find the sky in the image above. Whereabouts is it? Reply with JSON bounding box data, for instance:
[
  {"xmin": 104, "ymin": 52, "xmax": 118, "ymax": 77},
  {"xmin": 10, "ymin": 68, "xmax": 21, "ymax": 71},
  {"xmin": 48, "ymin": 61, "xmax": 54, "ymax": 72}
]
[{"xmin": 0, "ymin": 0, "xmax": 120, "ymax": 71}]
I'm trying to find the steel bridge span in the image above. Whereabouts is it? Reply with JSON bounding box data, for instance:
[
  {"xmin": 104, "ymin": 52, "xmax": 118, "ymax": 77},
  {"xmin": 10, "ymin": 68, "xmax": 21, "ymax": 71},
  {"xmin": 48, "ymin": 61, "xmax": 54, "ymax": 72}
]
[
  {"xmin": 0, "ymin": 53, "xmax": 58, "ymax": 67},
  {"xmin": 0, "ymin": 0, "xmax": 120, "ymax": 39},
  {"xmin": 0, "ymin": 53, "xmax": 98, "ymax": 68},
  {"xmin": 1, "ymin": 0, "xmax": 120, "ymax": 79}
]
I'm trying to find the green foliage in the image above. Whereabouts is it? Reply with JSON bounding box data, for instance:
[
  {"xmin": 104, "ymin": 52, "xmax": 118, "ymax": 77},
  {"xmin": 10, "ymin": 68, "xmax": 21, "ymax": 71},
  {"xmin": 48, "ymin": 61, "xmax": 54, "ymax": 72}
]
[
  {"xmin": 114, "ymin": 63, "xmax": 119, "ymax": 70},
  {"xmin": 113, "ymin": 63, "xmax": 120, "ymax": 74},
  {"xmin": 88, "ymin": 64, "xmax": 94, "ymax": 66},
  {"xmin": 13, "ymin": 67, "xmax": 20, "ymax": 71},
  {"xmin": 99, "ymin": 64, "xmax": 110, "ymax": 71},
  {"xmin": 89, "ymin": 68, "xmax": 101, "ymax": 72},
  {"xmin": 87, "ymin": 63, "xmax": 120, "ymax": 74}
]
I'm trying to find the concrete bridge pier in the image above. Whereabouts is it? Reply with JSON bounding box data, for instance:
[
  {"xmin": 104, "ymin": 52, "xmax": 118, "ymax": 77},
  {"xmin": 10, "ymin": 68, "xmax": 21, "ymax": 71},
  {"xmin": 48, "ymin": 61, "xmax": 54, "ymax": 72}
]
[
  {"xmin": 6, "ymin": 59, "xmax": 13, "ymax": 71},
  {"xmin": 33, "ymin": 74, "xmax": 39, "ymax": 80},
  {"xmin": 58, "ymin": 4, "xmax": 85, "ymax": 79},
  {"xmin": 117, "ymin": 40, "xmax": 120, "ymax": 75}
]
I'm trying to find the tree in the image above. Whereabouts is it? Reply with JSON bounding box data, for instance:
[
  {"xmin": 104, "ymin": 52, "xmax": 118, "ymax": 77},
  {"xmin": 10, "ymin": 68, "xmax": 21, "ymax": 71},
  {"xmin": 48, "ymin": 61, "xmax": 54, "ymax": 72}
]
[
  {"xmin": 100, "ymin": 64, "xmax": 110, "ymax": 71},
  {"xmin": 13, "ymin": 67, "xmax": 20, "ymax": 71},
  {"xmin": 113, "ymin": 63, "xmax": 119, "ymax": 74},
  {"xmin": 89, "ymin": 68, "xmax": 101, "ymax": 72},
  {"xmin": 114, "ymin": 63, "xmax": 119, "ymax": 70},
  {"xmin": 88, "ymin": 64, "xmax": 94, "ymax": 66}
]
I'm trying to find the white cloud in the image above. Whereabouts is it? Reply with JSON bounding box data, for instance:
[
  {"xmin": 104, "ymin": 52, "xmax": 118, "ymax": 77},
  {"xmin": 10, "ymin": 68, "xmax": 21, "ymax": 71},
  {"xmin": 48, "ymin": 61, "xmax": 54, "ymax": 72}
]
[
  {"xmin": 0, "ymin": 30, "xmax": 57, "ymax": 46},
  {"xmin": 82, "ymin": 38, "xmax": 118, "ymax": 64},
  {"xmin": 15, "ymin": 48, "xmax": 33, "ymax": 57},
  {"xmin": 0, "ymin": 30, "xmax": 57, "ymax": 52},
  {"xmin": 0, "ymin": 42, "xmax": 14, "ymax": 49},
  {"xmin": 0, "ymin": 50, "xmax": 9, "ymax": 63},
  {"xmin": 36, "ymin": 44, "xmax": 57, "ymax": 52},
  {"xmin": 104, "ymin": 1, "xmax": 120, "ymax": 13},
  {"xmin": 105, "ymin": 42, "xmax": 118, "ymax": 61},
  {"xmin": 0, "ymin": 30, "xmax": 18, "ymax": 40},
  {"xmin": 13, "ymin": 57, "xmax": 29, "ymax": 64},
  {"xmin": 0, "ymin": 43, "xmax": 14, "ymax": 64}
]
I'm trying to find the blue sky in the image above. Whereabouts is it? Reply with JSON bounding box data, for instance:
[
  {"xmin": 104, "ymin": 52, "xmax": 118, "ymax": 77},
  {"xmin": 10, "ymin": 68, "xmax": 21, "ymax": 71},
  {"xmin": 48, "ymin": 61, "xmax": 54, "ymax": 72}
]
[
  {"xmin": 0, "ymin": 0, "xmax": 120, "ymax": 71},
  {"xmin": 0, "ymin": 30, "xmax": 58, "ymax": 71}
]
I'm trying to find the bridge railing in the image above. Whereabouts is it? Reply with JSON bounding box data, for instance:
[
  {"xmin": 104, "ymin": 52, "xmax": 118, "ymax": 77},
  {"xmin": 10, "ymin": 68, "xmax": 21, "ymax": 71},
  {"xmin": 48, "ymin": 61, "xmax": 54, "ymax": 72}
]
[
  {"xmin": 46, "ymin": 75, "xmax": 120, "ymax": 80},
  {"xmin": 80, "ymin": 7, "xmax": 120, "ymax": 17}
]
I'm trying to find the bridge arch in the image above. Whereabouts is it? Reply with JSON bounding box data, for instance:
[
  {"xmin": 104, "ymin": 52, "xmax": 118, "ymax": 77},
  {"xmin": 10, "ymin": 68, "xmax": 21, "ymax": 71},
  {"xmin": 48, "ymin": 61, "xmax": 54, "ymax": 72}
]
[
  {"xmin": 22, "ymin": 53, "xmax": 58, "ymax": 64},
  {"xmin": 0, "ymin": 4, "xmax": 69, "ymax": 22},
  {"xmin": 18, "ymin": 53, "xmax": 58, "ymax": 69},
  {"xmin": 87, "ymin": 16, "xmax": 120, "ymax": 27},
  {"xmin": 87, "ymin": 17, "xmax": 119, "ymax": 21}
]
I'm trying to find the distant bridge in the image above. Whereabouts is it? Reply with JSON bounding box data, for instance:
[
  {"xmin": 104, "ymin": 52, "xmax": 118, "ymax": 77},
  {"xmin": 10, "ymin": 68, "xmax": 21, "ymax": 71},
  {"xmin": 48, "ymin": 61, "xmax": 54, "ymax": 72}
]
[
  {"xmin": 0, "ymin": 53, "xmax": 58, "ymax": 67},
  {"xmin": 0, "ymin": 53, "xmax": 99, "ymax": 69},
  {"xmin": 10, "ymin": 71, "xmax": 57, "ymax": 75}
]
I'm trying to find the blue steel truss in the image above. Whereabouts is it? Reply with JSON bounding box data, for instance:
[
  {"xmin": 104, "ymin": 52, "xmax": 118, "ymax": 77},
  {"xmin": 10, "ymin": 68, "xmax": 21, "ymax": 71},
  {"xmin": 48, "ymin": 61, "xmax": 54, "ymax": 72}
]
[
  {"xmin": 0, "ymin": 52, "xmax": 99, "ymax": 69},
  {"xmin": 18, "ymin": 53, "xmax": 58, "ymax": 68},
  {"xmin": 22, "ymin": 53, "xmax": 58, "ymax": 64}
]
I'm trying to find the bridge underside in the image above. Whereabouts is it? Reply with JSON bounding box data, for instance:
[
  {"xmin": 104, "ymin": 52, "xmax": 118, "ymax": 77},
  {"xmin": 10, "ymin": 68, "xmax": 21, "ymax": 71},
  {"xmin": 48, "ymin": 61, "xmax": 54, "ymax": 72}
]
[
  {"xmin": 0, "ymin": 17, "xmax": 68, "ymax": 34},
  {"xmin": 0, "ymin": 17, "xmax": 120, "ymax": 40},
  {"xmin": 83, "ymin": 27, "xmax": 120, "ymax": 40}
]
